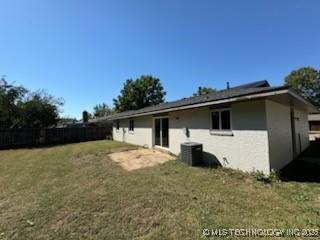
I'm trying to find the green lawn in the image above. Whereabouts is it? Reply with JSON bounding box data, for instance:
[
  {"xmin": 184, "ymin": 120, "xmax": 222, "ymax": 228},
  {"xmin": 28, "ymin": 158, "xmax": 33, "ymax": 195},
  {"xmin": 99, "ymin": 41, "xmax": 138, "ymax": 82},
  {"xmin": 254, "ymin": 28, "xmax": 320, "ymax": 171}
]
[{"xmin": 0, "ymin": 140, "xmax": 319, "ymax": 239}]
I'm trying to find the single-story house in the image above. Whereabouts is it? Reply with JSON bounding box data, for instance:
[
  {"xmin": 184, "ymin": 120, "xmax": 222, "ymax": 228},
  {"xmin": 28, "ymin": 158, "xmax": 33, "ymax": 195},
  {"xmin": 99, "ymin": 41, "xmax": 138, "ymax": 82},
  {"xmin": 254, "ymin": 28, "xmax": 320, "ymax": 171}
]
[{"xmin": 107, "ymin": 80, "xmax": 318, "ymax": 174}]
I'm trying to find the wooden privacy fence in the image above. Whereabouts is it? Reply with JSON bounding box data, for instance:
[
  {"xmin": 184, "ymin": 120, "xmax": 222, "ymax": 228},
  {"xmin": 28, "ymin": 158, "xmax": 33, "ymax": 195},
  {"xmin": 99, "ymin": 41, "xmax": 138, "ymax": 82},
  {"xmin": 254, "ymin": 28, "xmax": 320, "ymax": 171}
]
[
  {"xmin": 0, "ymin": 128, "xmax": 40, "ymax": 148},
  {"xmin": 0, "ymin": 127, "xmax": 110, "ymax": 149}
]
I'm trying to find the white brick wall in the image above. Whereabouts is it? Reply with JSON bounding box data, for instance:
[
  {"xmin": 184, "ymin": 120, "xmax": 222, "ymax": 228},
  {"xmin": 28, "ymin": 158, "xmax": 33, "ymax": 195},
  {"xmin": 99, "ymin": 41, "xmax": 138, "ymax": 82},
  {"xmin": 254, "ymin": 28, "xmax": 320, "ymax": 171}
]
[
  {"xmin": 265, "ymin": 99, "xmax": 310, "ymax": 171},
  {"xmin": 113, "ymin": 99, "xmax": 271, "ymax": 174},
  {"xmin": 168, "ymin": 100, "xmax": 270, "ymax": 174},
  {"xmin": 113, "ymin": 115, "xmax": 153, "ymax": 148},
  {"xmin": 266, "ymin": 100, "xmax": 293, "ymax": 170},
  {"xmin": 294, "ymin": 108, "xmax": 310, "ymax": 154}
]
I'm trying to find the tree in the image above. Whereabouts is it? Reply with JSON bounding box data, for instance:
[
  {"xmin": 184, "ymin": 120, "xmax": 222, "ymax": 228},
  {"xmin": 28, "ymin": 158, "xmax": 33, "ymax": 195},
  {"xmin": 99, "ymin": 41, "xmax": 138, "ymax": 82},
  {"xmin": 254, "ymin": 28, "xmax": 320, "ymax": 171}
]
[
  {"xmin": 0, "ymin": 77, "xmax": 64, "ymax": 128},
  {"xmin": 113, "ymin": 75, "xmax": 166, "ymax": 112},
  {"xmin": 17, "ymin": 90, "xmax": 64, "ymax": 128},
  {"xmin": 82, "ymin": 111, "xmax": 89, "ymax": 122},
  {"xmin": 285, "ymin": 67, "xmax": 320, "ymax": 107},
  {"xmin": 193, "ymin": 86, "xmax": 216, "ymax": 96},
  {"xmin": 93, "ymin": 103, "xmax": 112, "ymax": 118},
  {"xmin": 0, "ymin": 77, "xmax": 28, "ymax": 127},
  {"xmin": 82, "ymin": 111, "xmax": 93, "ymax": 122}
]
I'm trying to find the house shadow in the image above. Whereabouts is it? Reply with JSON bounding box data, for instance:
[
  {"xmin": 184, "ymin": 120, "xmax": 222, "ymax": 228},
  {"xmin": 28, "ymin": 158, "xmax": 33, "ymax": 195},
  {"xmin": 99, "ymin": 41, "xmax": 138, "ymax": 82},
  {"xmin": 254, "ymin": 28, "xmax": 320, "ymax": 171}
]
[
  {"xmin": 279, "ymin": 140, "xmax": 320, "ymax": 183},
  {"xmin": 201, "ymin": 151, "xmax": 222, "ymax": 167},
  {"xmin": 280, "ymin": 160, "xmax": 320, "ymax": 183},
  {"xmin": 199, "ymin": 142, "xmax": 320, "ymax": 183}
]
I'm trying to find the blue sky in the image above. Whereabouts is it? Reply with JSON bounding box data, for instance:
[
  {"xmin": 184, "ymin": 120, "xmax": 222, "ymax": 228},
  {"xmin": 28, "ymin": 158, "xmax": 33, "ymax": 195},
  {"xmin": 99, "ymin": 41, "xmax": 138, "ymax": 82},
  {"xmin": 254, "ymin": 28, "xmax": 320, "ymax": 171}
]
[{"xmin": 1, "ymin": 0, "xmax": 319, "ymax": 119}]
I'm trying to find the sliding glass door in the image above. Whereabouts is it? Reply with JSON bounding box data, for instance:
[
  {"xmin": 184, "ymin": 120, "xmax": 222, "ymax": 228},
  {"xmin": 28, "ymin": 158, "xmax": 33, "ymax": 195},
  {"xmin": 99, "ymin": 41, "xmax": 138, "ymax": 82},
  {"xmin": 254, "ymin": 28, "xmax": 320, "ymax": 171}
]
[
  {"xmin": 154, "ymin": 117, "xmax": 169, "ymax": 148},
  {"xmin": 155, "ymin": 119, "xmax": 161, "ymax": 146}
]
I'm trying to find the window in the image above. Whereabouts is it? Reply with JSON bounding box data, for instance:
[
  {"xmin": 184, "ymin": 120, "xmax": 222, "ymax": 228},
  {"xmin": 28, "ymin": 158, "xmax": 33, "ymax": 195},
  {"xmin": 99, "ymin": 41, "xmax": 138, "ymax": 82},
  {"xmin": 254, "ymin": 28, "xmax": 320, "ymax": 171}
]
[
  {"xmin": 129, "ymin": 119, "xmax": 134, "ymax": 132},
  {"xmin": 211, "ymin": 109, "xmax": 231, "ymax": 130},
  {"xmin": 221, "ymin": 110, "xmax": 231, "ymax": 130},
  {"xmin": 211, "ymin": 111, "xmax": 220, "ymax": 129},
  {"xmin": 116, "ymin": 120, "xmax": 120, "ymax": 130}
]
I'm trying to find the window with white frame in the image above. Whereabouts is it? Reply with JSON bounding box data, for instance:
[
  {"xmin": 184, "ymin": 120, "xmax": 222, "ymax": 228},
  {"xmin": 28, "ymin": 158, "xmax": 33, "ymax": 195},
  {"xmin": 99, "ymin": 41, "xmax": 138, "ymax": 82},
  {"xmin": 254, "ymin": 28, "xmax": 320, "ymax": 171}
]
[
  {"xmin": 129, "ymin": 119, "xmax": 134, "ymax": 132},
  {"xmin": 116, "ymin": 120, "xmax": 120, "ymax": 130},
  {"xmin": 210, "ymin": 109, "xmax": 231, "ymax": 130}
]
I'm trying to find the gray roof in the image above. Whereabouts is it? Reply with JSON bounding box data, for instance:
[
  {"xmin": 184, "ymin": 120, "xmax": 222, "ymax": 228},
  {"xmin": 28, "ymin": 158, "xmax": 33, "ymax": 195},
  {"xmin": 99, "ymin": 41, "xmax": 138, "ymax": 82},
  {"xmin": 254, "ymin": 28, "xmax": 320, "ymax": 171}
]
[
  {"xmin": 107, "ymin": 84, "xmax": 288, "ymax": 120},
  {"xmin": 230, "ymin": 80, "xmax": 270, "ymax": 89}
]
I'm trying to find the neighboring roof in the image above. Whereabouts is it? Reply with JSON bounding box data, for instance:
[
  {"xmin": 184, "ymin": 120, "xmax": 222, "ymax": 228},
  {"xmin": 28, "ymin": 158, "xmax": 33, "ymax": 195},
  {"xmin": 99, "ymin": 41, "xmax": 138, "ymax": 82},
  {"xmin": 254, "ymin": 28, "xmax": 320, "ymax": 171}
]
[
  {"xmin": 87, "ymin": 117, "xmax": 111, "ymax": 123},
  {"xmin": 64, "ymin": 117, "xmax": 111, "ymax": 126},
  {"xmin": 309, "ymin": 114, "xmax": 320, "ymax": 121},
  {"xmin": 229, "ymin": 80, "xmax": 270, "ymax": 89},
  {"xmin": 107, "ymin": 85, "xmax": 289, "ymax": 120}
]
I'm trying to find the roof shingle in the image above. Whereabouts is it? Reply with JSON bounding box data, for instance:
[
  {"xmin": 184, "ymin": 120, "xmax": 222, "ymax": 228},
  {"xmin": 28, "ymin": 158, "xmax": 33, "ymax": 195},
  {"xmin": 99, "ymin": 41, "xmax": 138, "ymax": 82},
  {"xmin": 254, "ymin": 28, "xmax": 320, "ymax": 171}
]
[{"xmin": 107, "ymin": 84, "xmax": 287, "ymax": 120}]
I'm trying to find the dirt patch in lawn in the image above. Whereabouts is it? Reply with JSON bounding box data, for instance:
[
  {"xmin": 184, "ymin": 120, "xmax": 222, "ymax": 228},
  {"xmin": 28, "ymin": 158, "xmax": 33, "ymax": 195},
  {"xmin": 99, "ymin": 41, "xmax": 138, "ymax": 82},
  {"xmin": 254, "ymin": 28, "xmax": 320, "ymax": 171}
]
[{"xmin": 108, "ymin": 148, "xmax": 175, "ymax": 171}]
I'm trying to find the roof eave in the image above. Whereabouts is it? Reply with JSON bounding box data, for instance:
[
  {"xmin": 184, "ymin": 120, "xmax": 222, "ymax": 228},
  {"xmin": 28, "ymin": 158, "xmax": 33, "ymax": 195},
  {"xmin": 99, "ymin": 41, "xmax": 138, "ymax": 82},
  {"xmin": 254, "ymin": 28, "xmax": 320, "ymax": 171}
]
[
  {"xmin": 287, "ymin": 90, "xmax": 320, "ymax": 113},
  {"xmin": 108, "ymin": 88, "xmax": 290, "ymax": 120}
]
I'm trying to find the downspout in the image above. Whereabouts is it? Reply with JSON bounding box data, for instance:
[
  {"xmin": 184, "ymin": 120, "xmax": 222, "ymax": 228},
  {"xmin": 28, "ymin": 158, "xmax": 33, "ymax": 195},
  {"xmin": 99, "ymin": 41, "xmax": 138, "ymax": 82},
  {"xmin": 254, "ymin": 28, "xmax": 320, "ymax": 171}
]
[{"xmin": 290, "ymin": 100, "xmax": 297, "ymax": 159}]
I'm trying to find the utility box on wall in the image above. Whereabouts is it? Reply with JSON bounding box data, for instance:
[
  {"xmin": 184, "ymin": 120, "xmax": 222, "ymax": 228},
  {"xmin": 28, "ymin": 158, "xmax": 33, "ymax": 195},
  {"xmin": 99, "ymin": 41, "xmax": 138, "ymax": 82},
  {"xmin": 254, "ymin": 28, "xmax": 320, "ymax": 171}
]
[{"xmin": 180, "ymin": 142, "xmax": 203, "ymax": 166}]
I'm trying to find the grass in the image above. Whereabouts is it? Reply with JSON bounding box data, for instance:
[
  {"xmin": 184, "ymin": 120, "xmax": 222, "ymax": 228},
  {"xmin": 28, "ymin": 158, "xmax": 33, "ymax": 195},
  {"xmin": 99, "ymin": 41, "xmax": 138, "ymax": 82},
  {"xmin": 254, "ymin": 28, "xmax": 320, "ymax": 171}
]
[{"xmin": 0, "ymin": 140, "xmax": 319, "ymax": 240}]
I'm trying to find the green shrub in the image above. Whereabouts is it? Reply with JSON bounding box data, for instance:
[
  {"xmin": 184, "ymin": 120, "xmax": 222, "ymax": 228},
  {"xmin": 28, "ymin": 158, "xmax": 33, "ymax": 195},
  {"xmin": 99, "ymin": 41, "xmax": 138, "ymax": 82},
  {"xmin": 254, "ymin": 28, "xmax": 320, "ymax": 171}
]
[
  {"xmin": 252, "ymin": 169, "xmax": 280, "ymax": 184},
  {"xmin": 269, "ymin": 169, "xmax": 280, "ymax": 183}
]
